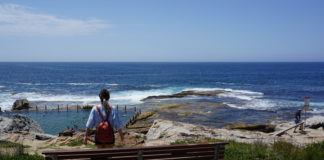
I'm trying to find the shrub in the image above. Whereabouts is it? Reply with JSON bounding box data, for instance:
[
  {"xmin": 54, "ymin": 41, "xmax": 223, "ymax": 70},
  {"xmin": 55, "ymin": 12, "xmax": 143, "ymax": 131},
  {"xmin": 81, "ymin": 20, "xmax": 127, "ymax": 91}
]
[
  {"xmin": 169, "ymin": 139, "xmax": 324, "ymax": 160},
  {"xmin": 0, "ymin": 141, "xmax": 27, "ymax": 148},
  {"xmin": 0, "ymin": 154, "xmax": 43, "ymax": 160},
  {"xmin": 82, "ymin": 105, "xmax": 93, "ymax": 110}
]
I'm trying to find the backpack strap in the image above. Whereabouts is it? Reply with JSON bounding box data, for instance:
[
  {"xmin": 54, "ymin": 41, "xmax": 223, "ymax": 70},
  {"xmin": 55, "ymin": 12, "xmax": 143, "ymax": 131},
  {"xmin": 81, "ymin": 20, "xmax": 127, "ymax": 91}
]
[
  {"xmin": 96, "ymin": 105, "xmax": 113, "ymax": 122},
  {"xmin": 96, "ymin": 106, "xmax": 106, "ymax": 122}
]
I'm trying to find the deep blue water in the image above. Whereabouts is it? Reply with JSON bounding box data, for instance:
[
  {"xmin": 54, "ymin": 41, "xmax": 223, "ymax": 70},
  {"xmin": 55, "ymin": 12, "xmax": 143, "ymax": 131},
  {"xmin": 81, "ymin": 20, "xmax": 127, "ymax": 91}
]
[{"xmin": 1, "ymin": 62, "xmax": 324, "ymax": 134}]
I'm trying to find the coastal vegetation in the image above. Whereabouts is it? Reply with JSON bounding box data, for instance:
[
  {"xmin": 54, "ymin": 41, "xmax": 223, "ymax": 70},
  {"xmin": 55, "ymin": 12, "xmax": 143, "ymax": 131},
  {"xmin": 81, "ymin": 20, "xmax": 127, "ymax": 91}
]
[
  {"xmin": 0, "ymin": 141, "xmax": 28, "ymax": 148},
  {"xmin": 0, "ymin": 154, "xmax": 43, "ymax": 160},
  {"xmin": 81, "ymin": 105, "xmax": 93, "ymax": 110},
  {"xmin": 59, "ymin": 140, "xmax": 96, "ymax": 148},
  {"xmin": 171, "ymin": 139, "xmax": 324, "ymax": 160},
  {"xmin": 0, "ymin": 141, "xmax": 42, "ymax": 160}
]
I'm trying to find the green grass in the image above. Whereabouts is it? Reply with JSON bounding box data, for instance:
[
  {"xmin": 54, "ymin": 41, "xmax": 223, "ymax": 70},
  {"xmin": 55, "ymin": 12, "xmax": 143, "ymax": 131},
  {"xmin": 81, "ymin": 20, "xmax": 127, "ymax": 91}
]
[
  {"xmin": 0, "ymin": 141, "xmax": 29, "ymax": 148},
  {"xmin": 59, "ymin": 140, "xmax": 96, "ymax": 148},
  {"xmin": 0, "ymin": 141, "xmax": 43, "ymax": 160},
  {"xmin": 0, "ymin": 154, "xmax": 43, "ymax": 160},
  {"xmin": 170, "ymin": 139, "xmax": 324, "ymax": 160},
  {"xmin": 63, "ymin": 140, "xmax": 83, "ymax": 147},
  {"xmin": 170, "ymin": 138, "xmax": 223, "ymax": 145},
  {"xmin": 82, "ymin": 105, "xmax": 94, "ymax": 110}
]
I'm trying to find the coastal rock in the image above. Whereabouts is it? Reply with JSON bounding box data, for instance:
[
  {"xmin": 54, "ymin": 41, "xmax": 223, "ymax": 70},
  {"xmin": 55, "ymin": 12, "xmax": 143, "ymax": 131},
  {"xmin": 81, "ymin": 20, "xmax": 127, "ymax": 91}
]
[
  {"xmin": 225, "ymin": 123, "xmax": 276, "ymax": 133},
  {"xmin": 59, "ymin": 129, "xmax": 75, "ymax": 137},
  {"xmin": 12, "ymin": 99, "xmax": 30, "ymax": 110},
  {"xmin": 35, "ymin": 133, "xmax": 56, "ymax": 140},
  {"xmin": 145, "ymin": 119, "xmax": 291, "ymax": 146},
  {"xmin": 0, "ymin": 114, "xmax": 43, "ymax": 134},
  {"xmin": 306, "ymin": 116, "xmax": 324, "ymax": 129},
  {"xmin": 141, "ymin": 90, "xmax": 225, "ymax": 101},
  {"xmin": 126, "ymin": 111, "xmax": 158, "ymax": 134}
]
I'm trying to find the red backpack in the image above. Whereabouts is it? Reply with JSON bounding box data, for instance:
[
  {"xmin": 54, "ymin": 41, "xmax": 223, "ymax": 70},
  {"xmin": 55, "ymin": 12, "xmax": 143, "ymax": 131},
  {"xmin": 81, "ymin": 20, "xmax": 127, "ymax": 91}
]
[{"xmin": 95, "ymin": 106, "xmax": 115, "ymax": 144}]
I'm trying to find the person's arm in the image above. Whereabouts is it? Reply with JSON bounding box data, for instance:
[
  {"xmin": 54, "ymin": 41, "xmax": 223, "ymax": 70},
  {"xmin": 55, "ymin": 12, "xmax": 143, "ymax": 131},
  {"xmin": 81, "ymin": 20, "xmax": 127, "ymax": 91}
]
[
  {"xmin": 83, "ymin": 107, "xmax": 96, "ymax": 144},
  {"xmin": 83, "ymin": 128, "xmax": 90, "ymax": 145},
  {"xmin": 112, "ymin": 106, "xmax": 124, "ymax": 141},
  {"xmin": 118, "ymin": 129, "xmax": 124, "ymax": 141}
]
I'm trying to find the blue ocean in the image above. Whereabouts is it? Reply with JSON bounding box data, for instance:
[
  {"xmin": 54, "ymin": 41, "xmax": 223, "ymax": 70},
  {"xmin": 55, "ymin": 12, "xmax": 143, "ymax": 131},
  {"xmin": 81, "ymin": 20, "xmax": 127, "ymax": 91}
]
[{"xmin": 1, "ymin": 62, "xmax": 324, "ymax": 134}]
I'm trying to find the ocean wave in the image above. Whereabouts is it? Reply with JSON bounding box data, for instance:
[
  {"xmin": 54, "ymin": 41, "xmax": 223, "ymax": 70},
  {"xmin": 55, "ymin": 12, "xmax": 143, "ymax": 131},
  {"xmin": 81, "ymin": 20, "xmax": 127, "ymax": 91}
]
[
  {"xmin": 308, "ymin": 108, "xmax": 324, "ymax": 114},
  {"xmin": 112, "ymin": 87, "xmax": 178, "ymax": 103},
  {"xmin": 0, "ymin": 87, "xmax": 179, "ymax": 110},
  {"xmin": 0, "ymin": 92, "xmax": 99, "ymax": 110},
  {"xmin": 183, "ymin": 87, "xmax": 263, "ymax": 101},
  {"xmin": 67, "ymin": 83, "xmax": 94, "ymax": 86},
  {"xmin": 17, "ymin": 83, "xmax": 43, "ymax": 85},
  {"xmin": 183, "ymin": 88, "xmax": 223, "ymax": 92},
  {"xmin": 0, "ymin": 85, "xmax": 4, "ymax": 88},
  {"xmin": 16, "ymin": 82, "xmax": 120, "ymax": 86},
  {"xmin": 214, "ymin": 82, "xmax": 236, "ymax": 85},
  {"xmin": 67, "ymin": 83, "xmax": 119, "ymax": 86},
  {"xmin": 225, "ymin": 99, "xmax": 277, "ymax": 110},
  {"xmin": 218, "ymin": 89, "xmax": 263, "ymax": 101}
]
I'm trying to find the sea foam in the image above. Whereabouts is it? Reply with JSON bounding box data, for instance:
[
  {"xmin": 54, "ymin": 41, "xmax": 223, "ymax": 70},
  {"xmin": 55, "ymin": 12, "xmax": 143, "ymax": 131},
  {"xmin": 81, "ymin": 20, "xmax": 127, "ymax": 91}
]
[{"xmin": 0, "ymin": 87, "xmax": 179, "ymax": 110}]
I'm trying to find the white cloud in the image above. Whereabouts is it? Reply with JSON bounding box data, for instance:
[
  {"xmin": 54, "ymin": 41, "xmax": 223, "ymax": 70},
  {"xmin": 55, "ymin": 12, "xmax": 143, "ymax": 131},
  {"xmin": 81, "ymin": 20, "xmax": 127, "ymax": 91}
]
[{"xmin": 0, "ymin": 3, "xmax": 109, "ymax": 36}]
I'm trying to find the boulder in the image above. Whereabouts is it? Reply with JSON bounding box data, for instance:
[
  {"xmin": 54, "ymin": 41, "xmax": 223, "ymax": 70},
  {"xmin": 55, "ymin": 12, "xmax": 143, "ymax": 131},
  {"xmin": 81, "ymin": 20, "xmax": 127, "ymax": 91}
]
[
  {"xmin": 59, "ymin": 129, "xmax": 75, "ymax": 137},
  {"xmin": 141, "ymin": 90, "xmax": 225, "ymax": 101},
  {"xmin": 0, "ymin": 114, "xmax": 43, "ymax": 134},
  {"xmin": 35, "ymin": 133, "xmax": 56, "ymax": 140},
  {"xmin": 145, "ymin": 119, "xmax": 287, "ymax": 146},
  {"xmin": 12, "ymin": 99, "xmax": 30, "ymax": 110},
  {"xmin": 306, "ymin": 116, "xmax": 324, "ymax": 129},
  {"xmin": 224, "ymin": 123, "xmax": 276, "ymax": 133}
]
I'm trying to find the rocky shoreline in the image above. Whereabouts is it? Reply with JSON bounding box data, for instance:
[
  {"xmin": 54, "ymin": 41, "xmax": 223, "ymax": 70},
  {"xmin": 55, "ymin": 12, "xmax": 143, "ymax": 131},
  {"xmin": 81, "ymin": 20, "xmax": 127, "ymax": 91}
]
[
  {"xmin": 1, "ymin": 112, "xmax": 324, "ymax": 155},
  {"xmin": 1, "ymin": 90, "xmax": 324, "ymax": 155},
  {"xmin": 141, "ymin": 90, "xmax": 226, "ymax": 101}
]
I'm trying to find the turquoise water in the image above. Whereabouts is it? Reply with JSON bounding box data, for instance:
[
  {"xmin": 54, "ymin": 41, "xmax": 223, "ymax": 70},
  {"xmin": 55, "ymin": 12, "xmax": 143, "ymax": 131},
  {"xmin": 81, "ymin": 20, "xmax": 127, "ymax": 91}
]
[{"xmin": 2, "ymin": 109, "xmax": 135, "ymax": 135}]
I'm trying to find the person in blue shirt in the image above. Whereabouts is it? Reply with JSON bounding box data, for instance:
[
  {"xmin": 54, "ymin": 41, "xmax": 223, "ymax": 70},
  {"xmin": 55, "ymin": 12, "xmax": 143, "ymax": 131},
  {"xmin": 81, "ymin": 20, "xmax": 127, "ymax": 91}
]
[
  {"xmin": 83, "ymin": 89, "xmax": 124, "ymax": 148},
  {"xmin": 293, "ymin": 109, "xmax": 303, "ymax": 133}
]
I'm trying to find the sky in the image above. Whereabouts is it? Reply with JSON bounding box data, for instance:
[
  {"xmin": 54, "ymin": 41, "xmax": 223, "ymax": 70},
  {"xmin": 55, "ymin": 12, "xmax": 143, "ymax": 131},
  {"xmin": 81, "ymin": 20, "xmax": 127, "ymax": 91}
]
[{"xmin": 0, "ymin": 0, "xmax": 323, "ymax": 62}]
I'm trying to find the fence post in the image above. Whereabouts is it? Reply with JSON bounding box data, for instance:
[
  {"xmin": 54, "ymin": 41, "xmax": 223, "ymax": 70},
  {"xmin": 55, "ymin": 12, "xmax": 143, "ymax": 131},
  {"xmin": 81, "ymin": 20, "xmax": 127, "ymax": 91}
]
[
  {"xmin": 134, "ymin": 107, "xmax": 136, "ymax": 112},
  {"xmin": 117, "ymin": 105, "xmax": 119, "ymax": 111},
  {"xmin": 36, "ymin": 105, "xmax": 38, "ymax": 111},
  {"xmin": 125, "ymin": 105, "xmax": 127, "ymax": 113},
  {"xmin": 77, "ymin": 104, "xmax": 79, "ymax": 112},
  {"xmin": 57, "ymin": 105, "xmax": 59, "ymax": 112},
  {"xmin": 45, "ymin": 105, "xmax": 47, "ymax": 111},
  {"xmin": 67, "ymin": 104, "xmax": 69, "ymax": 112}
]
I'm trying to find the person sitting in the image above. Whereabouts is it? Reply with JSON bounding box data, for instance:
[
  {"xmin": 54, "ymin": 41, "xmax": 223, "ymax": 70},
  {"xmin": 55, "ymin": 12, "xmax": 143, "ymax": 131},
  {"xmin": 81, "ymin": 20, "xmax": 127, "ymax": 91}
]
[{"xmin": 83, "ymin": 89, "xmax": 124, "ymax": 148}]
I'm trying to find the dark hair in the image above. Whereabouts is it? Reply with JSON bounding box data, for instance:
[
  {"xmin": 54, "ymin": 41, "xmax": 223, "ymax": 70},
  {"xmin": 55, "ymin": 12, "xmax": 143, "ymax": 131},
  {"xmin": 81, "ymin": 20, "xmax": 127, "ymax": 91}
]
[{"xmin": 99, "ymin": 89, "xmax": 110, "ymax": 103}]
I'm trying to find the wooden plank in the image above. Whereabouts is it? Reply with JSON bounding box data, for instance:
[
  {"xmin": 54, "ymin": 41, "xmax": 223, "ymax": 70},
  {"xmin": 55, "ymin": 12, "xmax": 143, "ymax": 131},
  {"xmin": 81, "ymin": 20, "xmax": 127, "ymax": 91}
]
[
  {"xmin": 52, "ymin": 148, "xmax": 222, "ymax": 159},
  {"xmin": 143, "ymin": 146, "xmax": 215, "ymax": 154},
  {"xmin": 43, "ymin": 143, "xmax": 228, "ymax": 155},
  {"xmin": 49, "ymin": 150, "xmax": 225, "ymax": 160},
  {"xmin": 43, "ymin": 143, "xmax": 228, "ymax": 160},
  {"xmin": 274, "ymin": 122, "xmax": 304, "ymax": 136}
]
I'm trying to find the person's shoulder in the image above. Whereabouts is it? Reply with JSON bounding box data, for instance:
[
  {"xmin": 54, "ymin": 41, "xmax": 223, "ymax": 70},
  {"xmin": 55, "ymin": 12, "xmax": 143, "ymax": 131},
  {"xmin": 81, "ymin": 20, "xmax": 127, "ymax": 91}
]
[
  {"xmin": 110, "ymin": 105, "xmax": 120, "ymax": 113},
  {"xmin": 91, "ymin": 105, "xmax": 101, "ymax": 111},
  {"xmin": 110, "ymin": 105, "xmax": 117, "ymax": 110}
]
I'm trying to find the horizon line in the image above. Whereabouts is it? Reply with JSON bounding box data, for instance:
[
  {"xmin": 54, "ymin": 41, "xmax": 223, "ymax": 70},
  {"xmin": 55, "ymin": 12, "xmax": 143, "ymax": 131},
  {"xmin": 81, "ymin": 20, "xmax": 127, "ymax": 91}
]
[{"xmin": 0, "ymin": 61, "xmax": 324, "ymax": 63}]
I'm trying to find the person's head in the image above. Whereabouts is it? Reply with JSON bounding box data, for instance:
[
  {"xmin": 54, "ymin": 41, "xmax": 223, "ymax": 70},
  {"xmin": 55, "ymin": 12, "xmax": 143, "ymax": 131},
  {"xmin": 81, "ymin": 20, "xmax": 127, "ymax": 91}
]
[
  {"xmin": 99, "ymin": 89, "xmax": 110, "ymax": 103},
  {"xmin": 99, "ymin": 89, "xmax": 110, "ymax": 111}
]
